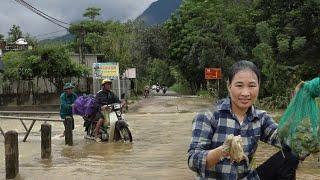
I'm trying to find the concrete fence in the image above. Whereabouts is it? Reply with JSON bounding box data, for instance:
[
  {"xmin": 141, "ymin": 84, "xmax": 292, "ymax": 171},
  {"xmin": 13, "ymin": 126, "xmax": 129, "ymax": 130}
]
[{"xmin": 0, "ymin": 78, "xmax": 133, "ymax": 106}]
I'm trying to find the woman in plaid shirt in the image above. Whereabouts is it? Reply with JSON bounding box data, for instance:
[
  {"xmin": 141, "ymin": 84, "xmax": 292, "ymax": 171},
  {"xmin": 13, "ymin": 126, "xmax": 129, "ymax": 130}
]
[{"xmin": 188, "ymin": 60, "xmax": 303, "ymax": 179}]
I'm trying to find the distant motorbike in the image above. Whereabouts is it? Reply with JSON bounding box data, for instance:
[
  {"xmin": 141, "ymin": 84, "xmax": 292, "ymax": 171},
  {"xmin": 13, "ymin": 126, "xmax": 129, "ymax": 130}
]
[
  {"xmin": 144, "ymin": 89, "xmax": 150, "ymax": 98},
  {"xmin": 162, "ymin": 87, "xmax": 167, "ymax": 94},
  {"xmin": 83, "ymin": 103, "xmax": 132, "ymax": 142}
]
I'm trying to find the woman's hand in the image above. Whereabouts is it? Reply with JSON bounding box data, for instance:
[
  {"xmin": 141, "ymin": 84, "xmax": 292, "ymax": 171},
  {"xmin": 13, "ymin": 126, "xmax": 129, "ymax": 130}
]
[
  {"xmin": 294, "ymin": 81, "xmax": 304, "ymax": 94},
  {"xmin": 299, "ymin": 153, "xmax": 310, "ymax": 161},
  {"xmin": 206, "ymin": 146, "xmax": 228, "ymax": 169},
  {"xmin": 101, "ymin": 105, "xmax": 108, "ymax": 111}
]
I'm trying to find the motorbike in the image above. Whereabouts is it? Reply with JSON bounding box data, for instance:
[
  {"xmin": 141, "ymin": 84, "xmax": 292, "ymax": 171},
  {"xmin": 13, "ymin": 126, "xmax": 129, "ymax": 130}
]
[
  {"xmin": 144, "ymin": 89, "xmax": 150, "ymax": 98},
  {"xmin": 83, "ymin": 103, "xmax": 133, "ymax": 142},
  {"xmin": 162, "ymin": 87, "xmax": 167, "ymax": 94}
]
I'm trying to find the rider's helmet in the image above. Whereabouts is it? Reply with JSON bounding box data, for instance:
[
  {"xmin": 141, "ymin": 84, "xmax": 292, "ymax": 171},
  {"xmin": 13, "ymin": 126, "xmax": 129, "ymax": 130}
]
[{"xmin": 101, "ymin": 78, "xmax": 112, "ymax": 86}]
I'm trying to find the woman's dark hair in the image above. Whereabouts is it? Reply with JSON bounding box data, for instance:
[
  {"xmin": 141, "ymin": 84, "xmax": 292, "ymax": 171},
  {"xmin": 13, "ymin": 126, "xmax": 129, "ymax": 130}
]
[{"xmin": 228, "ymin": 60, "xmax": 261, "ymax": 83}]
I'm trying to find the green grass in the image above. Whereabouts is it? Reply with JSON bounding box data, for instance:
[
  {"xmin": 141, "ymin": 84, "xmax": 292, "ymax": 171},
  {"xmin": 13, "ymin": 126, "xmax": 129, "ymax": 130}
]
[
  {"xmin": 196, "ymin": 90, "xmax": 214, "ymax": 99},
  {"xmin": 169, "ymin": 83, "xmax": 192, "ymax": 95},
  {"xmin": 272, "ymin": 113, "xmax": 282, "ymax": 123}
]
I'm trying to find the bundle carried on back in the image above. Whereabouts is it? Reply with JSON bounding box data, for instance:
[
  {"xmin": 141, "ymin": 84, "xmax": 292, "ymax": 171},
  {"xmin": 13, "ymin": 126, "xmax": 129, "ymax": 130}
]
[
  {"xmin": 72, "ymin": 95, "xmax": 99, "ymax": 117},
  {"xmin": 278, "ymin": 77, "xmax": 320, "ymax": 157}
]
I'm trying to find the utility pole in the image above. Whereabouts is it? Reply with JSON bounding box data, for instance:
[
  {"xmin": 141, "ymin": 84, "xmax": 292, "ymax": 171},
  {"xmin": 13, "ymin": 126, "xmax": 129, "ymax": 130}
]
[
  {"xmin": 0, "ymin": 49, "xmax": 3, "ymax": 70},
  {"xmin": 78, "ymin": 26, "xmax": 91, "ymax": 93},
  {"xmin": 79, "ymin": 26, "xmax": 85, "ymax": 64}
]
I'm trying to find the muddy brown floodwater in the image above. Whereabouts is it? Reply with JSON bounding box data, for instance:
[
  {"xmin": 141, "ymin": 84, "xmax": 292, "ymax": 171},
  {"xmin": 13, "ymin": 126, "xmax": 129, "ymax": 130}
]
[{"xmin": 0, "ymin": 94, "xmax": 319, "ymax": 180}]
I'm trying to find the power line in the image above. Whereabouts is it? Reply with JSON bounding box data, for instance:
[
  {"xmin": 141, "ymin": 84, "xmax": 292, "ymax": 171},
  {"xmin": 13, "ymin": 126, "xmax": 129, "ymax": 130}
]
[
  {"xmin": 13, "ymin": 0, "xmax": 70, "ymax": 29},
  {"xmin": 17, "ymin": 0, "xmax": 70, "ymax": 25},
  {"xmin": 14, "ymin": 0, "xmax": 68, "ymax": 29}
]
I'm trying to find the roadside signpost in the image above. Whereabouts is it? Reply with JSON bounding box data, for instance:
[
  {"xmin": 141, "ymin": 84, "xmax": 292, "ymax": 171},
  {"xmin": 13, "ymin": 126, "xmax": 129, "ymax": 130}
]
[
  {"xmin": 205, "ymin": 68, "xmax": 222, "ymax": 97},
  {"xmin": 92, "ymin": 62, "xmax": 121, "ymax": 98},
  {"xmin": 205, "ymin": 68, "xmax": 222, "ymax": 80},
  {"xmin": 123, "ymin": 68, "xmax": 136, "ymax": 94}
]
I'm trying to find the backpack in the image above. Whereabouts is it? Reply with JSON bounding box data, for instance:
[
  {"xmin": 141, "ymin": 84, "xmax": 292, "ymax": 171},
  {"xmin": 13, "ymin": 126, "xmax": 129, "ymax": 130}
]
[{"xmin": 72, "ymin": 95, "xmax": 98, "ymax": 117}]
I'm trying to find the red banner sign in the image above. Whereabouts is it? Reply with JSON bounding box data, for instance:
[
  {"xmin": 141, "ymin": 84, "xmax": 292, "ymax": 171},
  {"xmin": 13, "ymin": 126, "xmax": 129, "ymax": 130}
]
[{"xmin": 205, "ymin": 68, "xmax": 222, "ymax": 80}]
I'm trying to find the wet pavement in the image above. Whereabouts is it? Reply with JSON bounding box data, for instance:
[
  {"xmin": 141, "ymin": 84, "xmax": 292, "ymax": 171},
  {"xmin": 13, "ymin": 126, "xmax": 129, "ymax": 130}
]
[{"xmin": 0, "ymin": 93, "xmax": 319, "ymax": 179}]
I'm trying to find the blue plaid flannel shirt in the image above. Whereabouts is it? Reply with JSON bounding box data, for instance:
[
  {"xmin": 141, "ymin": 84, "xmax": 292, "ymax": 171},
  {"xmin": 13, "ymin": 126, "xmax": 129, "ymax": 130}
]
[{"xmin": 188, "ymin": 98, "xmax": 282, "ymax": 179}]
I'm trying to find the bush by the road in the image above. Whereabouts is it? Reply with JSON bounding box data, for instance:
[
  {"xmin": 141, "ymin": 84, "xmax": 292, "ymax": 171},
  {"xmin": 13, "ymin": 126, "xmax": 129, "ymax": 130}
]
[{"xmin": 169, "ymin": 83, "xmax": 192, "ymax": 95}]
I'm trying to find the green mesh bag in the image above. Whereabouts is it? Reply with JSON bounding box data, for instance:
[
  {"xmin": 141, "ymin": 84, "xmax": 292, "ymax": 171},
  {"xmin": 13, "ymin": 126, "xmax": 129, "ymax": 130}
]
[{"xmin": 278, "ymin": 77, "xmax": 320, "ymax": 156}]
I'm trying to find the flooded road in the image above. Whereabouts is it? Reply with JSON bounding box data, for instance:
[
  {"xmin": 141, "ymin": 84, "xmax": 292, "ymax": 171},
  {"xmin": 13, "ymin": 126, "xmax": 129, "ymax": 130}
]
[{"xmin": 0, "ymin": 94, "xmax": 319, "ymax": 179}]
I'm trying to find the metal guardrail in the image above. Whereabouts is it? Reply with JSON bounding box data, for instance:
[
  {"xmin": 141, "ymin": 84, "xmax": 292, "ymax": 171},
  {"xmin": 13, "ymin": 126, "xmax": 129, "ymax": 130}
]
[
  {"xmin": 0, "ymin": 111, "xmax": 59, "ymax": 115},
  {"xmin": 0, "ymin": 116, "xmax": 62, "ymax": 121},
  {"xmin": 0, "ymin": 115, "xmax": 63, "ymax": 142}
]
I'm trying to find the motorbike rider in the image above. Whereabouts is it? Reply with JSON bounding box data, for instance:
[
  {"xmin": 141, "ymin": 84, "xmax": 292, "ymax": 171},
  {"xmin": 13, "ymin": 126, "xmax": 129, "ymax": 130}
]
[
  {"xmin": 162, "ymin": 84, "xmax": 167, "ymax": 94},
  {"xmin": 156, "ymin": 82, "xmax": 160, "ymax": 92},
  {"xmin": 93, "ymin": 78, "xmax": 121, "ymax": 142},
  {"xmin": 144, "ymin": 85, "xmax": 150, "ymax": 97}
]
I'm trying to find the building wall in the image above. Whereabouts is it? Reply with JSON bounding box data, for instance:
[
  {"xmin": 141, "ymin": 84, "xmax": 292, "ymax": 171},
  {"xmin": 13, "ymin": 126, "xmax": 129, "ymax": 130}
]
[{"xmin": 70, "ymin": 53, "xmax": 98, "ymax": 70}]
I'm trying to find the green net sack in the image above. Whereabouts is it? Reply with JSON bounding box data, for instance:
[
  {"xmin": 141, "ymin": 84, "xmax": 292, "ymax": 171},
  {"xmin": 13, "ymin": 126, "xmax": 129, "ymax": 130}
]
[{"xmin": 278, "ymin": 77, "xmax": 320, "ymax": 156}]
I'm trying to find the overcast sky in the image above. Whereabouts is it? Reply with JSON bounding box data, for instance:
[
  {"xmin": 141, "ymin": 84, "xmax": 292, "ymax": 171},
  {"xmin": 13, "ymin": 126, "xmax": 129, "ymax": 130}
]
[{"xmin": 0, "ymin": 0, "xmax": 156, "ymax": 40}]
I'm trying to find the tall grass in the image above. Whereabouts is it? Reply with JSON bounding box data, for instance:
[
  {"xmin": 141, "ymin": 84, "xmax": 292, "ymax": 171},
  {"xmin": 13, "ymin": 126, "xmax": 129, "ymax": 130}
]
[{"xmin": 169, "ymin": 83, "xmax": 192, "ymax": 95}]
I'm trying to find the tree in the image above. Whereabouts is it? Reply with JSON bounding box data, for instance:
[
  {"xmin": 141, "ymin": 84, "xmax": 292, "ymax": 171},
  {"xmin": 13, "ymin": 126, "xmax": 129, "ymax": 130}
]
[
  {"xmin": 8, "ymin": 25, "xmax": 23, "ymax": 42},
  {"xmin": 2, "ymin": 51, "xmax": 24, "ymax": 81},
  {"xmin": 69, "ymin": 9, "xmax": 176, "ymax": 94},
  {"xmin": 165, "ymin": 0, "xmax": 248, "ymax": 93},
  {"xmin": 101, "ymin": 21, "xmax": 134, "ymax": 71},
  {"xmin": 83, "ymin": 7, "xmax": 101, "ymax": 21},
  {"xmin": 69, "ymin": 20, "xmax": 135, "ymax": 70},
  {"xmin": 251, "ymin": 0, "xmax": 320, "ymax": 101},
  {"xmin": 24, "ymin": 33, "xmax": 38, "ymax": 48},
  {"xmin": 34, "ymin": 45, "xmax": 88, "ymax": 92},
  {"xmin": 146, "ymin": 59, "xmax": 175, "ymax": 87},
  {"xmin": 2, "ymin": 45, "xmax": 89, "ymax": 92},
  {"xmin": 69, "ymin": 20, "xmax": 108, "ymax": 54},
  {"xmin": 0, "ymin": 34, "xmax": 4, "ymax": 41}
]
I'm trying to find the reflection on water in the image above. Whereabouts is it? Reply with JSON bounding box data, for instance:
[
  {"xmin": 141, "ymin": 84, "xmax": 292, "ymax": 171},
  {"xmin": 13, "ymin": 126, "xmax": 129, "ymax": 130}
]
[
  {"xmin": 39, "ymin": 159, "xmax": 53, "ymax": 168},
  {"xmin": 61, "ymin": 141, "xmax": 133, "ymax": 160}
]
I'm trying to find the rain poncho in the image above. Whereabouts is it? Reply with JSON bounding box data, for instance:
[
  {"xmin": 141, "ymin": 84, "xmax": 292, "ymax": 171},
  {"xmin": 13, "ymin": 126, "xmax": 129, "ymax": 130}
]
[{"xmin": 72, "ymin": 95, "xmax": 98, "ymax": 117}]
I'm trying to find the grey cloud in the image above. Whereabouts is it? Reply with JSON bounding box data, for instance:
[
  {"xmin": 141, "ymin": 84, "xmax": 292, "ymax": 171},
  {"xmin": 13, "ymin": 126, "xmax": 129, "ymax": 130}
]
[{"xmin": 0, "ymin": 0, "xmax": 156, "ymax": 39}]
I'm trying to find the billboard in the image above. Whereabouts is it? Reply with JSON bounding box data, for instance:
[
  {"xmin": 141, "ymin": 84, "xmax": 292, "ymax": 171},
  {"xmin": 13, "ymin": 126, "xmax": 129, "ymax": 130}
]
[
  {"xmin": 123, "ymin": 68, "xmax": 136, "ymax": 79},
  {"xmin": 92, "ymin": 62, "xmax": 119, "ymax": 79},
  {"xmin": 205, "ymin": 68, "xmax": 222, "ymax": 80}
]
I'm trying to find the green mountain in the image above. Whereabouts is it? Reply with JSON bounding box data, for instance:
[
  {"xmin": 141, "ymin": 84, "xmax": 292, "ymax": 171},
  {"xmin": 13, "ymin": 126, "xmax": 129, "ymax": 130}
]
[
  {"xmin": 136, "ymin": 0, "xmax": 182, "ymax": 26},
  {"xmin": 39, "ymin": 33, "xmax": 74, "ymax": 44},
  {"xmin": 40, "ymin": 0, "xmax": 182, "ymax": 43}
]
